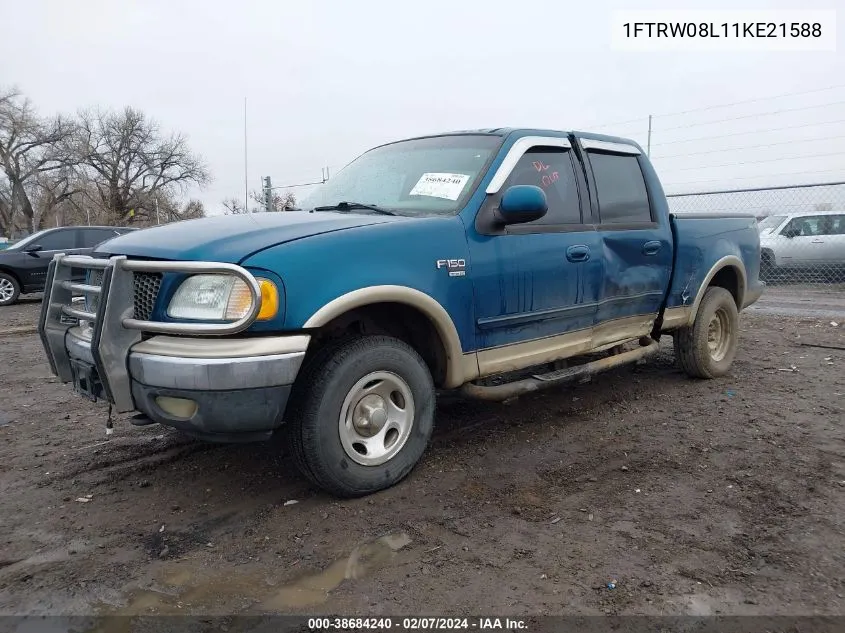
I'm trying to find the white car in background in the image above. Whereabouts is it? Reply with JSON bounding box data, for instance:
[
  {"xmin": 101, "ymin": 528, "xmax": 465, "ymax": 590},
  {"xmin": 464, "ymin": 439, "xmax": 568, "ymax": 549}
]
[{"xmin": 758, "ymin": 210, "xmax": 845, "ymax": 279}]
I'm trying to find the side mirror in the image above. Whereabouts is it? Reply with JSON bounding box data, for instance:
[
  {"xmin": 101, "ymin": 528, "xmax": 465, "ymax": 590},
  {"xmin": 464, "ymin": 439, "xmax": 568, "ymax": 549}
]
[
  {"xmin": 25, "ymin": 244, "xmax": 43, "ymax": 255},
  {"xmin": 783, "ymin": 228, "xmax": 799, "ymax": 238},
  {"xmin": 495, "ymin": 185, "xmax": 548, "ymax": 225}
]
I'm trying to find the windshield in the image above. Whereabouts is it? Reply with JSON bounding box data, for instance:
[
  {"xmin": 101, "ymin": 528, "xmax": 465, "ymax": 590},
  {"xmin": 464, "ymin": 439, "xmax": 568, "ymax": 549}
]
[
  {"xmin": 300, "ymin": 134, "xmax": 502, "ymax": 216},
  {"xmin": 4, "ymin": 230, "xmax": 48, "ymax": 251},
  {"xmin": 757, "ymin": 215, "xmax": 786, "ymax": 233}
]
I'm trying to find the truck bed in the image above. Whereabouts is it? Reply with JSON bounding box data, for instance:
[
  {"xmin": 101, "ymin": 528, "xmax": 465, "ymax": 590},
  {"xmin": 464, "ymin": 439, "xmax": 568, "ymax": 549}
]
[{"xmin": 665, "ymin": 213, "xmax": 764, "ymax": 314}]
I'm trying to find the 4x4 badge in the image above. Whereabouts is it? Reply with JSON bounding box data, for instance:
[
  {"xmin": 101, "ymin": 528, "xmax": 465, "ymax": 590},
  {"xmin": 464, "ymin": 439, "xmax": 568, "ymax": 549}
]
[{"xmin": 436, "ymin": 259, "xmax": 466, "ymax": 277}]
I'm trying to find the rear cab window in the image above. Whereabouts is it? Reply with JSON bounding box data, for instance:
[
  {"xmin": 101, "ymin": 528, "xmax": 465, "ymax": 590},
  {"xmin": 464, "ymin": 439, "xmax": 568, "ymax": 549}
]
[{"xmin": 586, "ymin": 150, "xmax": 653, "ymax": 225}]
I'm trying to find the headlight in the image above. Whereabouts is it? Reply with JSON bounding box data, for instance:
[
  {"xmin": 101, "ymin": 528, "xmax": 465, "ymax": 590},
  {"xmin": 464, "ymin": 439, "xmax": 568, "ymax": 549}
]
[{"xmin": 167, "ymin": 274, "xmax": 278, "ymax": 321}]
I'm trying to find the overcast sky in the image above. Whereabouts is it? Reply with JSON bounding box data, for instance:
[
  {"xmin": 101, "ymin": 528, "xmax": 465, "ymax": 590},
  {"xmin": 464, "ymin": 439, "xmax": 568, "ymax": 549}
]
[{"xmin": 2, "ymin": 0, "xmax": 843, "ymax": 214}]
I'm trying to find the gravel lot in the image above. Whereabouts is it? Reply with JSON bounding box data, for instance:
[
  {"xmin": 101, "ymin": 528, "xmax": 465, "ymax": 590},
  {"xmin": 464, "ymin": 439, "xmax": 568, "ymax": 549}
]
[{"xmin": 1, "ymin": 299, "xmax": 843, "ymax": 619}]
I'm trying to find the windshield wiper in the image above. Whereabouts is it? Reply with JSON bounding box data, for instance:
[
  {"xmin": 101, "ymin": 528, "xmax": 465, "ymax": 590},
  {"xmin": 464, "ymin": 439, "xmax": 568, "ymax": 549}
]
[{"xmin": 312, "ymin": 201, "xmax": 396, "ymax": 216}]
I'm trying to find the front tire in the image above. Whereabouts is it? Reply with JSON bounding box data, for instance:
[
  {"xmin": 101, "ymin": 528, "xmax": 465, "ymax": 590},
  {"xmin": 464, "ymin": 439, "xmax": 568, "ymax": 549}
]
[
  {"xmin": 285, "ymin": 335, "xmax": 435, "ymax": 497},
  {"xmin": 673, "ymin": 286, "xmax": 739, "ymax": 379},
  {"xmin": 0, "ymin": 273, "xmax": 21, "ymax": 306}
]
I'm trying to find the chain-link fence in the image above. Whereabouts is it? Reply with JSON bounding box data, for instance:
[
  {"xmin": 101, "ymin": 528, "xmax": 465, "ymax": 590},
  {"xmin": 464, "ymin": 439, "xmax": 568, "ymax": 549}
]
[{"xmin": 667, "ymin": 182, "xmax": 845, "ymax": 285}]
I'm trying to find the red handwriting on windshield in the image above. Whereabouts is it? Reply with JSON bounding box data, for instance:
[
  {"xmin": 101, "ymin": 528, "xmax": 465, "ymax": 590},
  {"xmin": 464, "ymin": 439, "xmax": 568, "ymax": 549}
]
[{"xmin": 532, "ymin": 160, "xmax": 559, "ymax": 189}]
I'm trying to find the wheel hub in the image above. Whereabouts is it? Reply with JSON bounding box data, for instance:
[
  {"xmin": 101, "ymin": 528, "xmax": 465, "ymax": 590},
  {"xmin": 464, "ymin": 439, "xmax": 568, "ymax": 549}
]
[
  {"xmin": 352, "ymin": 394, "xmax": 388, "ymax": 436},
  {"xmin": 0, "ymin": 278, "xmax": 13, "ymax": 301},
  {"xmin": 707, "ymin": 309, "xmax": 730, "ymax": 362},
  {"xmin": 338, "ymin": 371, "xmax": 415, "ymax": 467}
]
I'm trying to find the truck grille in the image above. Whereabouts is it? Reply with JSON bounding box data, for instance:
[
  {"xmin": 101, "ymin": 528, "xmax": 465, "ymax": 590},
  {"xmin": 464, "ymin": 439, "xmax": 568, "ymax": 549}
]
[
  {"xmin": 132, "ymin": 272, "xmax": 162, "ymax": 320},
  {"xmin": 39, "ymin": 254, "xmax": 262, "ymax": 413},
  {"xmin": 84, "ymin": 269, "xmax": 105, "ymax": 314}
]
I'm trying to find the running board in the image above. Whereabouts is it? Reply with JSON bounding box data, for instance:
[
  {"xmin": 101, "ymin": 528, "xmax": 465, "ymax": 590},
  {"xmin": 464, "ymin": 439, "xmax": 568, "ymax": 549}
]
[{"xmin": 459, "ymin": 339, "xmax": 660, "ymax": 402}]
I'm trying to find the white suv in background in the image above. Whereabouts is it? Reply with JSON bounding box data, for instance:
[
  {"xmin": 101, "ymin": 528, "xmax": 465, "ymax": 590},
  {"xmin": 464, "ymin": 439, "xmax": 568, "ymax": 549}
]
[{"xmin": 758, "ymin": 210, "xmax": 845, "ymax": 279}]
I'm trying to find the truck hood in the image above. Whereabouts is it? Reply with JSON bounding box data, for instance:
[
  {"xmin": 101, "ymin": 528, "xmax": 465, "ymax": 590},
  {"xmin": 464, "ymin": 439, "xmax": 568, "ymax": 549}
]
[{"xmin": 95, "ymin": 211, "xmax": 401, "ymax": 263}]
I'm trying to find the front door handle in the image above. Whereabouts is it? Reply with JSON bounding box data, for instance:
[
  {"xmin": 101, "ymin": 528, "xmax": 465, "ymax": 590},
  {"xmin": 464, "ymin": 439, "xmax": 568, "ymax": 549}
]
[
  {"xmin": 642, "ymin": 240, "xmax": 662, "ymax": 256},
  {"xmin": 566, "ymin": 244, "xmax": 590, "ymax": 263},
  {"xmin": 811, "ymin": 239, "xmax": 825, "ymax": 244}
]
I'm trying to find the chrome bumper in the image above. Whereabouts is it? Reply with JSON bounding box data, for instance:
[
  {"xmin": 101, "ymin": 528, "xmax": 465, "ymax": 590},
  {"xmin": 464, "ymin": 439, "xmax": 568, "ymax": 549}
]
[
  {"xmin": 64, "ymin": 327, "xmax": 308, "ymax": 391},
  {"xmin": 37, "ymin": 254, "xmax": 305, "ymax": 413}
]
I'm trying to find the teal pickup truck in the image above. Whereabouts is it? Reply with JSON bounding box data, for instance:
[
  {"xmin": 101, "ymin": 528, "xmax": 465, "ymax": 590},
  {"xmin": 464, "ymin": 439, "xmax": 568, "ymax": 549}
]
[{"xmin": 39, "ymin": 128, "xmax": 763, "ymax": 497}]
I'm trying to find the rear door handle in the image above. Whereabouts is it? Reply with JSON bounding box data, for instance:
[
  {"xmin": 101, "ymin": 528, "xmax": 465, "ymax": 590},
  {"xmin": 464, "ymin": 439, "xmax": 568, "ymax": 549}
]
[
  {"xmin": 566, "ymin": 244, "xmax": 590, "ymax": 263},
  {"xmin": 642, "ymin": 240, "xmax": 662, "ymax": 256}
]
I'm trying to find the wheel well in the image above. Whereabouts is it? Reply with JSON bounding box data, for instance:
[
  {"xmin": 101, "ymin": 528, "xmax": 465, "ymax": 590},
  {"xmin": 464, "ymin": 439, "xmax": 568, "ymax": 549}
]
[
  {"xmin": 307, "ymin": 302, "xmax": 449, "ymax": 386},
  {"xmin": 708, "ymin": 266, "xmax": 741, "ymax": 308},
  {"xmin": 0, "ymin": 267, "xmax": 21, "ymax": 286}
]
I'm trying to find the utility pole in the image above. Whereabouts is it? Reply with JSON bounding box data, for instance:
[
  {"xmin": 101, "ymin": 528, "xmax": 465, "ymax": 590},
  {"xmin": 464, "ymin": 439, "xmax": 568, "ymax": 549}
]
[
  {"xmin": 647, "ymin": 115, "xmax": 653, "ymax": 157},
  {"xmin": 243, "ymin": 97, "xmax": 249, "ymax": 214},
  {"xmin": 263, "ymin": 176, "xmax": 273, "ymax": 212},
  {"xmin": 155, "ymin": 197, "xmax": 160, "ymax": 224}
]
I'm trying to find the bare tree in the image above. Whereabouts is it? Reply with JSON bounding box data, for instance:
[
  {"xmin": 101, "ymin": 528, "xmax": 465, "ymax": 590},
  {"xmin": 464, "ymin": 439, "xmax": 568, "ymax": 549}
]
[
  {"xmin": 0, "ymin": 179, "xmax": 12, "ymax": 237},
  {"xmin": 180, "ymin": 199, "xmax": 205, "ymax": 221},
  {"xmin": 244, "ymin": 189, "xmax": 298, "ymax": 212},
  {"xmin": 75, "ymin": 107, "xmax": 210, "ymax": 224},
  {"xmin": 0, "ymin": 87, "xmax": 76, "ymax": 232},
  {"xmin": 153, "ymin": 195, "xmax": 205, "ymax": 224},
  {"xmin": 222, "ymin": 197, "xmax": 247, "ymax": 215}
]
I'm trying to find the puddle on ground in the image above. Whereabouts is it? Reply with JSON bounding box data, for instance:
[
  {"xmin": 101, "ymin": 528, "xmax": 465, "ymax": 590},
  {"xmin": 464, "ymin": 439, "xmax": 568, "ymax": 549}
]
[
  {"xmin": 93, "ymin": 531, "xmax": 412, "ymax": 618},
  {"xmin": 261, "ymin": 531, "xmax": 412, "ymax": 609}
]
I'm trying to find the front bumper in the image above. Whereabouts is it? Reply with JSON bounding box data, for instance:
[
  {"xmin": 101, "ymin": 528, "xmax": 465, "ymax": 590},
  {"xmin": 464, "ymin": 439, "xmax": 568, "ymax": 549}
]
[
  {"xmin": 38, "ymin": 254, "xmax": 308, "ymax": 438},
  {"xmin": 64, "ymin": 327, "xmax": 308, "ymax": 437},
  {"xmin": 65, "ymin": 326, "xmax": 308, "ymax": 435}
]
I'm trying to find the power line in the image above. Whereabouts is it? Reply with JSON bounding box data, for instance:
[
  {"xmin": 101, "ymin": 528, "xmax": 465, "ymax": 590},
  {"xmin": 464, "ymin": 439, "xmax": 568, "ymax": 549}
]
[
  {"xmin": 586, "ymin": 83, "xmax": 845, "ymax": 130},
  {"xmin": 650, "ymin": 118, "xmax": 845, "ymax": 148},
  {"xmin": 665, "ymin": 168, "xmax": 845, "ymax": 188},
  {"xmin": 655, "ymin": 100, "xmax": 845, "ymax": 133},
  {"xmin": 658, "ymin": 151, "xmax": 845, "ymax": 173},
  {"xmin": 588, "ymin": 116, "xmax": 650, "ymax": 131},
  {"xmin": 654, "ymin": 83, "xmax": 845, "ymax": 118},
  {"xmin": 653, "ymin": 133, "xmax": 845, "ymax": 160},
  {"xmin": 667, "ymin": 180, "xmax": 845, "ymax": 197}
]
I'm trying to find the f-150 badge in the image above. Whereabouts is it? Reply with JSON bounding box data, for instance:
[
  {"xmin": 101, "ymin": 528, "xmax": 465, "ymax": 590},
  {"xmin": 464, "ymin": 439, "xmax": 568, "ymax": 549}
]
[{"xmin": 436, "ymin": 259, "xmax": 466, "ymax": 277}]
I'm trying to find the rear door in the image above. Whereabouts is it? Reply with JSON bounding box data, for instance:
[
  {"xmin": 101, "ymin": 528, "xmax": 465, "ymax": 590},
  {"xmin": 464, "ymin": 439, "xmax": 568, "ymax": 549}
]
[
  {"xmin": 817, "ymin": 214, "xmax": 845, "ymax": 266},
  {"xmin": 577, "ymin": 139, "xmax": 673, "ymax": 348}
]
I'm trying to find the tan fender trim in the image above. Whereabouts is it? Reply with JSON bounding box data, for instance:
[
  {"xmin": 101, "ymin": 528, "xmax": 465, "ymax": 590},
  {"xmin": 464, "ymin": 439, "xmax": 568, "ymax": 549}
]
[
  {"xmin": 303, "ymin": 286, "xmax": 478, "ymax": 388},
  {"xmin": 666, "ymin": 255, "xmax": 747, "ymax": 329}
]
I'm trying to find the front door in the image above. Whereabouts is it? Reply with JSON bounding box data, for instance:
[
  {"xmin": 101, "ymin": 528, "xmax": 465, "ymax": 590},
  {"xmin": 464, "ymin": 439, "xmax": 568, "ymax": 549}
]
[
  {"xmin": 466, "ymin": 140, "xmax": 602, "ymax": 376},
  {"xmin": 17, "ymin": 228, "xmax": 82, "ymax": 289},
  {"xmin": 777, "ymin": 215, "xmax": 829, "ymax": 268}
]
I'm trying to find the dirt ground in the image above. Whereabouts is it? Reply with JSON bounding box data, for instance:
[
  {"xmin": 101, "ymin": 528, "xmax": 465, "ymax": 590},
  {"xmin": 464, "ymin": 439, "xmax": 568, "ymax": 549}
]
[{"xmin": 1, "ymin": 298, "xmax": 844, "ymax": 620}]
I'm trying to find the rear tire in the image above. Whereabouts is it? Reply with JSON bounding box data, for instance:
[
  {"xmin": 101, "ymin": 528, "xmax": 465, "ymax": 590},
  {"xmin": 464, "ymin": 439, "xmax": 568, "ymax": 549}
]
[
  {"xmin": 0, "ymin": 273, "xmax": 20, "ymax": 306},
  {"xmin": 285, "ymin": 335, "xmax": 435, "ymax": 497},
  {"xmin": 674, "ymin": 286, "xmax": 739, "ymax": 379}
]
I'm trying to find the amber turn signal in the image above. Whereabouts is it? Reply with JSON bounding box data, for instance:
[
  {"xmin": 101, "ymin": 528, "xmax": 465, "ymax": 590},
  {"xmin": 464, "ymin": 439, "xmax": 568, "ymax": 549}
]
[{"xmin": 257, "ymin": 278, "xmax": 279, "ymax": 320}]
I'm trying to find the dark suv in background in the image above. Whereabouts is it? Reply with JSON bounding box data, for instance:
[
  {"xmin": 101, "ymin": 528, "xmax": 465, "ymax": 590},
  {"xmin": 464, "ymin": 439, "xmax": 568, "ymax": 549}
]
[{"xmin": 0, "ymin": 226, "xmax": 135, "ymax": 306}]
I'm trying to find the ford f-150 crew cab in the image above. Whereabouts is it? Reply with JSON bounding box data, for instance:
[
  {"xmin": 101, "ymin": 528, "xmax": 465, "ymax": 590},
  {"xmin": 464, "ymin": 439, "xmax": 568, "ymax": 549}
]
[{"xmin": 38, "ymin": 128, "xmax": 764, "ymax": 497}]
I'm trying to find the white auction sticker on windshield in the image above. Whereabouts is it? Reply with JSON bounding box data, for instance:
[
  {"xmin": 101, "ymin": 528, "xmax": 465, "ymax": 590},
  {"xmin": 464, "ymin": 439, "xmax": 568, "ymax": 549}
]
[{"xmin": 409, "ymin": 173, "xmax": 470, "ymax": 201}]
